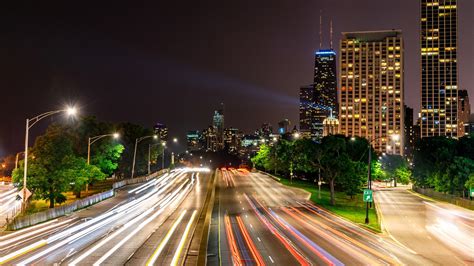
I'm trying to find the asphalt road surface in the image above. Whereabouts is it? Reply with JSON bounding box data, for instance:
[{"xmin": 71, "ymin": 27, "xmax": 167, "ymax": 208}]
[
  {"xmin": 0, "ymin": 168, "xmax": 211, "ymax": 266},
  {"xmin": 208, "ymin": 169, "xmax": 436, "ymax": 266},
  {"xmin": 375, "ymin": 184, "xmax": 474, "ymax": 265}
]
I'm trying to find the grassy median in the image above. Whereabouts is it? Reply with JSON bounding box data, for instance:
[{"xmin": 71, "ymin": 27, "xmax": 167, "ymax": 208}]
[{"xmin": 280, "ymin": 178, "xmax": 381, "ymax": 232}]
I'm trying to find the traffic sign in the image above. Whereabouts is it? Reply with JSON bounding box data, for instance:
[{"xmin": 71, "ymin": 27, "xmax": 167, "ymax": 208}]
[
  {"xmin": 17, "ymin": 188, "xmax": 32, "ymax": 200},
  {"xmin": 363, "ymin": 189, "xmax": 373, "ymax": 203}
]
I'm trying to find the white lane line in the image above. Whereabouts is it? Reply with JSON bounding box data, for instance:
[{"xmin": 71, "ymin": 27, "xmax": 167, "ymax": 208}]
[
  {"xmin": 257, "ymin": 237, "xmax": 261, "ymax": 242},
  {"xmin": 268, "ymin": 255, "xmax": 275, "ymax": 263},
  {"xmin": 170, "ymin": 210, "xmax": 198, "ymax": 266},
  {"xmin": 146, "ymin": 210, "xmax": 188, "ymax": 266}
]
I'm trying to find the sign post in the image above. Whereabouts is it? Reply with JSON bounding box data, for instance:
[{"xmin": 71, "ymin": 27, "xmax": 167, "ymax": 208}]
[{"xmin": 363, "ymin": 189, "xmax": 373, "ymax": 203}]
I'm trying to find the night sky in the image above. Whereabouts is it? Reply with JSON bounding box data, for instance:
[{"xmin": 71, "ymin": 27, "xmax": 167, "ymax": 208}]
[{"xmin": 1, "ymin": 0, "xmax": 473, "ymax": 156}]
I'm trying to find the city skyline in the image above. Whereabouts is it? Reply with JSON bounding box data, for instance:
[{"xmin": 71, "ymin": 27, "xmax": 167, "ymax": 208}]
[{"xmin": 1, "ymin": 0, "xmax": 473, "ymax": 156}]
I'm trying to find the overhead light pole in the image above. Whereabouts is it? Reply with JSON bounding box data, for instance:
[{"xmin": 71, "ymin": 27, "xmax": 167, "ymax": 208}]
[
  {"xmin": 22, "ymin": 106, "xmax": 77, "ymax": 212},
  {"xmin": 131, "ymin": 135, "xmax": 157, "ymax": 178},
  {"xmin": 353, "ymin": 134, "xmax": 400, "ymax": 224},
  {"xmin": 87, "ymin": 133, "xmax": 119, "ymax": 191}
]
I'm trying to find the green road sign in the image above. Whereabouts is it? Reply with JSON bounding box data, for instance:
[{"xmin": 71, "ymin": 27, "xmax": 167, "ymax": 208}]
[
  {"xmin": 470, "ymin": 188, "xmax": 474, "ymax": 197},
  {"xmin": 363, "ymin": 189, "xmax": 373, "ymax": 202}
]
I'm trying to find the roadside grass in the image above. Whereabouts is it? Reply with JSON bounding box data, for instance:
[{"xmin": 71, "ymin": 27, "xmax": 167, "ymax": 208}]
[
  {"xmin": 25, "ymin": 189, "xmax": 103, "ymax": 215},
  {"xmin": 280, "ymin": 178, "xmax": 381, "ymax": 232}
]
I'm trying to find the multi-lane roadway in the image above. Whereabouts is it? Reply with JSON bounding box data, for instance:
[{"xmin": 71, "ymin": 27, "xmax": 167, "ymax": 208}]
[
  {"xmin": 207, "ymin": 169, "xmax": 451, "ymax": 265},
  {"xmin": 375, "ymin": 184, "xmax": 474, "ymax": 265},
  {"xmin": 0, "ymin": 168, "xmax": 211, "ymax": 265},
  {"xmin": 1, "ymin": 167, "xmax": 473, "ymax": 265}
]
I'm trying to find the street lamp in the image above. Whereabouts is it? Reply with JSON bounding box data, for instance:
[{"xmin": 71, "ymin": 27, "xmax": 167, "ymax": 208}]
[
  {"xmin": 87, "ymin": 133, "xmax": 119, "ymax": 191},
  {"xmin": 131, "ymin": 135, "xmax": 157, "ymax": 178},
  {"xmin": 293, "ymin": 132, "xmax": 300, "ymax": 139},
  {"xmin": 22, "ymin": 106, "xmax": 77, "ymax": 212},
  {"xmin": 364, "ymin": 133, "xmax": 400, "ymax": 224},
  {"xmin": 173, "ymin": 137, "xmax": 178, "ymax": 143}
]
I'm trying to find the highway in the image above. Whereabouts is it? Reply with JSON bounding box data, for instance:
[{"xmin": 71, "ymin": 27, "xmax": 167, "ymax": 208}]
[
  {"xmin": 208, "ymin": 169, "xmax": 435, "ymax": 266},
  {"xmin": 0, "ymin": 184, "xmax": 20, "ymax": 228},
  {"xmin": 375, "ymin": 184, "xmax": 474, "ymax": 265},
  {"xmin": 0, "ymin": 168, "xmax": 211, "ymax": 266}
]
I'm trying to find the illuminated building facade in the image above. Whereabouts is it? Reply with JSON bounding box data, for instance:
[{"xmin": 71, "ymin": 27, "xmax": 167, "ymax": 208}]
[
  {"xmin": 339, "ymin": 30, "xmax": 404, "ymax": 155},
  {"xmin": 458, "ymin": 90, "xmax": 470, "ymax": 136},
  {"xmin": 420, "ymin": 0, "xmax": 458, "ymax": 137},
  {"xmin": 153, "ymin": 123, "xmax": 168, "ymax": 141},
  {"xmin": 299, "ymin": 49, "xmax": 338, "ymax": 140}
]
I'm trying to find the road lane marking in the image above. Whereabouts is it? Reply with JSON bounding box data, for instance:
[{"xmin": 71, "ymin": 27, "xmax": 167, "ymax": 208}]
[
  {"xmin": 146, "ymin": 210, "xmax": 187, "ymax": 266},
  {"xmin": 171, "ymin": 210, "xmax": 198, "ymax": 266},
  {"xmin": 268, "ymin": 256, "xmax": 274, "ymax": 264}
]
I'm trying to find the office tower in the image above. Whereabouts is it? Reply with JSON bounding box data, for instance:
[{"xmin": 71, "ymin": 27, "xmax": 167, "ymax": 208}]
[
  {"xmin": 299, "ymin": 17, "xmax": 338, "ymax": 140},
  {"xmin": 186, "ymin": 130, "xmax": 203, "ymax": 151},
  {"xmin": 339, "ymin": 30, "xmax": 404, "ymax": 155},
  {"xmin": 420, "ymin": 0, "xmax": 458, "ymax": 137},
  {"xmin": 404, "ymin": 105, "xmax": 415, "ymax": 158},
  {"xmin": 153, "ymin": 123, "xmax": 168, "ymax": 141},
  {"xmin": 299, "ymin": 85, "xmax": 314, "ymax": 138},
  {"xmin": 458, "ymin": 90, "xmax": 470, "ymax": 136},
  {"xmin": 278, "ymin": 119, "xmax": 291, "ymax": 134},
  {"xmin": 322, "ymin": 114, "xmax": 339, "ymax": 137},
  {"xmin": 212, "ymin": 108, "xmax": 225, "ymax": 150},
  {"xmin": 224, "ymin": 128, "xmax": 242, "ymax": 153}
]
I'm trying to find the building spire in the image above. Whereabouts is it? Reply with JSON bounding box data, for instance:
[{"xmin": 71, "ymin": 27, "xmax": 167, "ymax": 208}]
[
  {"xmin": 319, "ymin": 10, "xmax": 323, "ymax": 49},
  {"xmin": 330, "ymin": 19, "xmax": 333, "ymax": 49}
]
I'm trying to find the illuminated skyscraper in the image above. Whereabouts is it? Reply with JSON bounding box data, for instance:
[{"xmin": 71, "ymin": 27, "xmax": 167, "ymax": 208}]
[
  {"xmin": 420, "ymin": 0, "xmax": 458, "ymax": 137},
  {"xmin": 299, "ymin": 18, "xmax": 337, "ymax": 140},
  {"xmin": 339, "ymin": 30, "xmax": 404, "ymax": 155},
  {"xmin": 458, "ymin": 90, "xmax": 470, "ymax": 136}
]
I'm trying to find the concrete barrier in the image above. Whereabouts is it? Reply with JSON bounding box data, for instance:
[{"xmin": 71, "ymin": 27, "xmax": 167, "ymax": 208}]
[
  {"xmin": 7, "ymin": 189, "xmax": 114, "ymax": 230},
  {"xmin": 256, "ymin": 170, "xmax": 281, "ymax": 181},
  {"xmin": 7, "ymin": 170, "xmax": 168, "ymax": 230}
]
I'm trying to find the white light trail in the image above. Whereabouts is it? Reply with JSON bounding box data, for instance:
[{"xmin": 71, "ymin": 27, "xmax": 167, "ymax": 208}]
[{"xmin": 170, "ymin": 210, "xmax": 198, "ymax": 266}]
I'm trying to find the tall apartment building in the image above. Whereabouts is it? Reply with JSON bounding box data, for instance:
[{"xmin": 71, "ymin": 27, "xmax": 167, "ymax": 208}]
[
  {"xmin": 339, "ymin": 30, "xmax": 404, "ymax": 155},
  {"xmin": 458, "ymin": 90, "xmax": 470, "ymax": 136},
  {"xmin": 420, "ymin": 0, "xmax": 458, "ymax": 137}
]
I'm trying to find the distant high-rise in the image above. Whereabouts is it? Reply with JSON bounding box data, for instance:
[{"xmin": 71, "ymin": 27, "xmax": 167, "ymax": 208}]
[
  {"xmin": 299, "ymin": 85, "xmax": 314, "ymax": 138},
  {"xmin": 153, "ymin": 123, "xmax": 168, "ymax": 141},
  {"xmin": 404, "ymin": 105, "xmax": 416, "ymax": 158},
  {"xmin": 212, "ymin": 107, "xmax": 225, "ymax": 150},
  {"xmin": 420, "ymin": 0, "xmax": 458, "ymax": 138},
  {"xmin": 186, "ymin": 130, "xmax": 203, "ymax": 151},
  {"xmin": 458, "ymin": 90, "xmax": 470, "ymax": 136},
  {"xmin": 299, "ymin": 20, "xmax": 337, "ymax": 140},
  {"xmin": 339, "ymin": 30, "xmax": 404, "ymax": 155},
  {"xmin": 278, "ymin": 119, "xmax": 291, "ymax": 135}
]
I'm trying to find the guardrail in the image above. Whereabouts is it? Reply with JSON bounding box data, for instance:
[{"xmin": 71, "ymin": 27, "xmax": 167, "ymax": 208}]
[
  {"xmin": 413, "ymin": 187, "xmax": 474, "ymax": 210},
  {"xmin": 7, "ymin": 170, "xmax": 168, "ymax": 230},
  {"xmin": 7, "ymin": 189, "xmax": 114, "ymax": 230}
]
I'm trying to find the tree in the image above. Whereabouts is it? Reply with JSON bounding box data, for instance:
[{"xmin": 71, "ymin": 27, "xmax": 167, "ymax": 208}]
[
  {"xmin": 444, "ymin": 157, "xmax": 474, "ymax": 196},
  {"xmin": 62, "ymin": 156, "xmax": 105, "ymax": 198},
  {"xmin": 13, "ymin": 125, "xmax": 78, "ymax": 207},
  {"xmin": 320, "ymin": 135, "xmax": 353, "ymax": 205},
  {"xmin": 380, "ymin": 155, "xmax": 407, "ymax": 187},
  {"xmin": 251, "ymin": 144, "xmax": 271, "ymax": 171},
  {"xmin": 413, "ymin": 137, "xmax": 456, "ymax": 187},
  {"xmin": 465, "ymin": 173, "xmax": 474, "ymax": 193}
]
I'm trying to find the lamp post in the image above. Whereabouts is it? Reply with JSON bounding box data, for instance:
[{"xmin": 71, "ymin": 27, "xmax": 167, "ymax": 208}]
[
  {"xmin": 22, "ymin": 106, "xmax": 77, "ymax": 212},
  {"xmin": 161, "ymin": 142, "xmax": 166, "ymax": 169},
  {"xmin": 87, "ymin": 133, "xmax": 119, "ymax": 191},
  {"xmin": 15, "ymin": 151, "xmax": 25, "ymax": 170},
  {"xmin": 131, "ymin": 135, "xmax": 157, "ymax": 178},
  {"xmin": 354, "ymin": 134, "xmax": 399, "ymax": 224}
]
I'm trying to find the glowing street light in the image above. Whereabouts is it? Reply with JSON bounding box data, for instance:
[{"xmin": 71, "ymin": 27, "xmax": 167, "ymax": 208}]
[
  {"xmin": 87, "ymin": 132, "xmax": 119, "ymax": 191},
  {"xmin": 173, "ymin": 137, "xmax": 178, "ymax": 143},
  {"xmin": 293, "ymin": 132, "xmax": 300, "ymax": 139},
  {"xmin": 22, "ymin": 105, "xmax": 77, "ymax": 212}
]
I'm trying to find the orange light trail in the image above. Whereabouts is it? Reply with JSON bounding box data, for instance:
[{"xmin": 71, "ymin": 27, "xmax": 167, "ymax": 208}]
[
  {"xmin": 224, "ymin": 215, "xmax": 243, "ymax": 265},
  {"xmin": 236, "ymin": 216, "xmax": 266, "ymax": 266}
]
